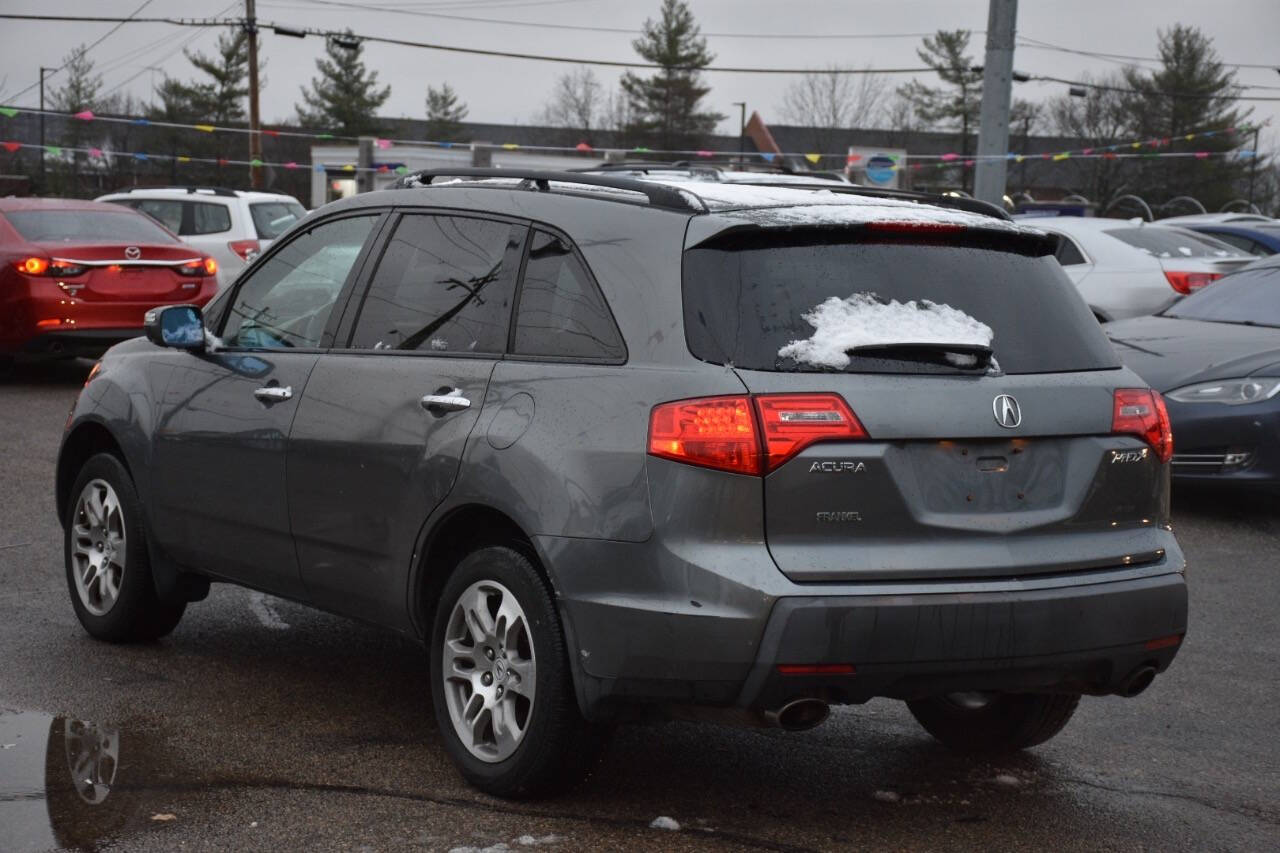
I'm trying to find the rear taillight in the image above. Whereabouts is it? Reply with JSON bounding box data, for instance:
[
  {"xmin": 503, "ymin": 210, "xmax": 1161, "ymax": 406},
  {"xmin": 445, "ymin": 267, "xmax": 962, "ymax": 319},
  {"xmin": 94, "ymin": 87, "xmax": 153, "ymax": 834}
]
[
  {"xmin": 754, "ymin": 393, "xmax": 867, "ymax": 471},
  {"xmin": 648, "ymin": 393, "xmax": 867, "ymax": 476},
  {"xmin": 177, "ymin": 257, "xmax": 218, "ymax": 277},
  {"xmin": 1164, "ymin": 270, "xmax": 1220, "ymax": 294},
  {"xmin": 648, "ymin": 396, "xmax": 761, "ymax": 475},
  {"xmin": 1112, "ymin": 388, "xmax": 1173, "ymax": 463},
  {"xmin": 228, "ymin": 239, "xmax": 261, "ymax": 262},
  {"xmin": 12, "ymin": 257, "xmax": 87, "ymax": 277}
]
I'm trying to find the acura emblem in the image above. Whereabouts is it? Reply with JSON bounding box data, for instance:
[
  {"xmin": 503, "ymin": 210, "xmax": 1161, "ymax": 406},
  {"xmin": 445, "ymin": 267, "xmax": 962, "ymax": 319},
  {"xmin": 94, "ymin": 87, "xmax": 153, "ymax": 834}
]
[
  {"xmin": 124, "ymin": 246, "xmax": 141, "ymax": 260},
  {"xmin": 993, "ymin": 394, "xmax": 1022, "ymax": 428}
]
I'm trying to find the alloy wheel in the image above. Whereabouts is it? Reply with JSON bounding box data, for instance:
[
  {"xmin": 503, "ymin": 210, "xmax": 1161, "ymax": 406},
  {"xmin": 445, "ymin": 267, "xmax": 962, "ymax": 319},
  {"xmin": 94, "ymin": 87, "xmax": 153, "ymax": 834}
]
[
  {"xmin": 70, "ymin": 479, "xmax": 127, "ymax": 616},
  {"xmin": 441, "ymin": 579, "xmax": 536, "ymax": 763}
]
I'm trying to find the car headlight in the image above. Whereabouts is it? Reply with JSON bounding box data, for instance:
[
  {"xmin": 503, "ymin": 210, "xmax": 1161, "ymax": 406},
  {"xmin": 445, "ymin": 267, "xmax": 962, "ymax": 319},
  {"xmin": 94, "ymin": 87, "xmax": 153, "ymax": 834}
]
[{"xmin": 1166, "ymin": 377, "xmax": 1280, "ymax": 405}]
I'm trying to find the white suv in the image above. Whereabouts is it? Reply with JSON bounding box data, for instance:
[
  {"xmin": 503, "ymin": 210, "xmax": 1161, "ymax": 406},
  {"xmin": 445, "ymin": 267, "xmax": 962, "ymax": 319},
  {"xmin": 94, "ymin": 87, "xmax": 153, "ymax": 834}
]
[{"xmin": 96, "ymin": 186, "xmax": 307, "ymax": 290}]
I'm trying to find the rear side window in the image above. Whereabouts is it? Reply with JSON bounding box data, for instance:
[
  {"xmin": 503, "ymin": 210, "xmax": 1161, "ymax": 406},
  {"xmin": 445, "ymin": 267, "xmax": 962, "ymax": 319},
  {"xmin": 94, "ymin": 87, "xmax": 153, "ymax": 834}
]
[
  {"xmin": 683, "ymin": 230, "xmax": 1119, "ymax": 375},
  {"xmin": 1105, "ymin": 227, "xmax": 1246, "ymax": 259},
  {"xmin": 130, "ymin": 199, "xmax": 184, "ymax": 233},
  {"xmin": 250, "ymin": 201, "xmax": 307, "ymax": 239},
  {"xmin": 3, "ymin": 208, "xmax": 178, "ymax": 244},
  {"xmin": 349, "ymin": 214, "xmax": 522, "ymax": 353},
  {"xmin": 513, "ymin": 230, "xmax": 624, "ymax": 361},
  {"xmin": 1163, "ymin": 264, "xmax": 1280, "ymax": 327},
  {"xmin": 190, "ymin": 201, "xmax": 232, "ymax": 235}
]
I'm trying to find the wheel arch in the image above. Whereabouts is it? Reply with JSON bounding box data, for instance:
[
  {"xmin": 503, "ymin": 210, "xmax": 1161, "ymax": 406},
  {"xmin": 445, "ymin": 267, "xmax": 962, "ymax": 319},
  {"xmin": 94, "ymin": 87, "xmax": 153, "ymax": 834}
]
[
  {"xmin": 409, "ymin": 503, "xmax": 593, "ymax": 718},
  {"xmin": 56, "ymin": 420, "xmax": 131, "ymax": 527}
]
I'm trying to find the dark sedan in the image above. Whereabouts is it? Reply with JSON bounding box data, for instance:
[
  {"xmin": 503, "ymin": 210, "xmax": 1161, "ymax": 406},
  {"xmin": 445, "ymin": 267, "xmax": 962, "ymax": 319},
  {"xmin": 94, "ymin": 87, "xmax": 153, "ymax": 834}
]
[{"xmin": 1107, "ymin": 255, "xmax": 1280, "ymax": 487}]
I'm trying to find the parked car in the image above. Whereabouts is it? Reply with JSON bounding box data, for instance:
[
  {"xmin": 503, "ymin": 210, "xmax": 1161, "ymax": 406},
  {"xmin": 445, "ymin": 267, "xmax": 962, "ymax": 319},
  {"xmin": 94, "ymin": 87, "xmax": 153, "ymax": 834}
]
[
  {"xmin": 1106, "ymin": 254, "xmax": 1280, "ymax": 488},
  {"xmin": 1015, "ymin": 216, "xmax": 1253, "ymax": 321},
  {"xmin": 1157, "ymin": 214, "xmax": 1280, "ymax": 258},
  {"xmin": 95, "ymin": 186, "xmax": 307, "ymax": 290},
  {"xmin": 0, "ymin": 198, "xmax": 218, "ymax": 363},
  {"xmin": 57, "ymin": 169, "xmax": 1187, "ymax": 798}
]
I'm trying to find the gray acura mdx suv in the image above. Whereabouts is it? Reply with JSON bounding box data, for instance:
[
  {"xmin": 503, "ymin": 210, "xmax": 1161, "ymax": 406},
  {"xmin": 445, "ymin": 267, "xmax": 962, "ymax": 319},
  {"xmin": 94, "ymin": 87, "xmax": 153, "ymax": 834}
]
[{"xmin": 56, "ymin": 169, "xmax": 1188, "ymax": 797}]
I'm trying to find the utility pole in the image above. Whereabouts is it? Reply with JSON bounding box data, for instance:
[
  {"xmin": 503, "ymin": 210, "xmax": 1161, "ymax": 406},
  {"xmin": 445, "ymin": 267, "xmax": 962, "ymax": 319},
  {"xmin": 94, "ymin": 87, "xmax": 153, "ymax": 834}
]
[
  {"xmin": 245, "ymin": 0, "xmax": 263, "ymax": 189},
  {"xmin": 732, "ymin": 101, "xmax": 745, "ymax": 165},
  {"xmin": 39, "ymin": 66, "xmax": 53, "ymax": 193},
  {"xmin": 973, "ymin": 0, "xmax": 1017, "ymax": 208},
  {"xmin": 1247, "ymin": 126, "xmax": 1260, "ymax": 209}
]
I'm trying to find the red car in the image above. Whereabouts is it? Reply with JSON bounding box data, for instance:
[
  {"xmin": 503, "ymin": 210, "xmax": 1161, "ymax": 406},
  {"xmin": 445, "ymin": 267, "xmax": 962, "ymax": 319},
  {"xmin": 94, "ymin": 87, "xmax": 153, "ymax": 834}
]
[{"xmin": 0, "ymin": 198, "xmax": 218, "ymax": 362}]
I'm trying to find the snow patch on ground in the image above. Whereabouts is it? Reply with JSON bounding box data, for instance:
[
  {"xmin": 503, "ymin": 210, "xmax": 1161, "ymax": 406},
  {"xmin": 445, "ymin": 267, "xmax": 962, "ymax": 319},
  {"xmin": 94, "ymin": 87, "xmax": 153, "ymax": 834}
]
[
  {"xmin": 649, "ymin": 816, "xmax": 681, "ymax": 831},
  {"xmin": 993, "ymin": 773, "xmax": 1023, "ymax": 787},
  {"xmin": 246, "ymin": 592, "xmax": 289, "ymax": 630},
  {"xmin": 872, "ymin": 790, "xmax": 901, "ymax": 803},
  {"xmin": 516, "ymin": 836, "xmax": 559, "ymax": 846},
  {"xmin": 778, "ymin": 292, "xmax": 994, "ymax": 369}
]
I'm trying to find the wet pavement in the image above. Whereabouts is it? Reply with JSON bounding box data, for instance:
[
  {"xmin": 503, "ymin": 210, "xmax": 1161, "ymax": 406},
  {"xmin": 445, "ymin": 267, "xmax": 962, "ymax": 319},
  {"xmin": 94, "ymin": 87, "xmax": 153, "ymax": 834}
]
[{"xmin": 1, "ymin": 360, "xmax": 1278, "ymax": 852}]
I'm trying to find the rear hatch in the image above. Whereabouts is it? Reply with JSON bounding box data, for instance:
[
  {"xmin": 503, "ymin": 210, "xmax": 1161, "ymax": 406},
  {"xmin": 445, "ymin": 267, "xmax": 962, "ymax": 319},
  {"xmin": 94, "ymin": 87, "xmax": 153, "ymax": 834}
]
[
  {"xmin": 683, "ymin": 223, "xmax": 1172, "ymax": 582},
  {"xmin": 32, "ymin": 241, "xmax": 207, "ymax": 301}
]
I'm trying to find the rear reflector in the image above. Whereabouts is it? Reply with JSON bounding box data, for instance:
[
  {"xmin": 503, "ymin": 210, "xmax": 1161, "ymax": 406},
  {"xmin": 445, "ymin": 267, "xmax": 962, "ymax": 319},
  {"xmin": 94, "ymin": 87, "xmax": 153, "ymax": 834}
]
[
  {"xmin": 1144, "ymin": 634, "xmax": 1183, "ymax": 651},
  {"xmin": 1163, "ymin": 270, "xmax": 1220, "ymax": 294},
  {"xmin": 777, "ymin": 664, "xmax": 856, "ymax": 676},
  {"xmin": 648, "ymin": 393, "xmax": 869, "ymax": 476},
  {"xmin": 754, "ymin": 393, "xmax": 867, "ymax": 472},
  {"xmin": 648, "ymin": 396, "xmax": 761, "ymax": 475},
  {"xmin": 1112, "ymin": 388, "xmax": 1173, "ymax": 463}
]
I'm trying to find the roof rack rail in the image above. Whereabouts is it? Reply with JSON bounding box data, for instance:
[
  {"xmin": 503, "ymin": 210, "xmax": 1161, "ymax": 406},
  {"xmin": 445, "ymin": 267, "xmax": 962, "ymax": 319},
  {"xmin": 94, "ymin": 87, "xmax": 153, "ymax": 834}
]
[
  {"xmin": 722, "ymin": 179, "xmax": 1013, "ymax": 221},
  {"xmin": 111, "ymin": 185, "xmax": 240, "ymax": 197},
  {"xmin": 392, "ymin": 167, "xmax": 706, "ymax": 213}
]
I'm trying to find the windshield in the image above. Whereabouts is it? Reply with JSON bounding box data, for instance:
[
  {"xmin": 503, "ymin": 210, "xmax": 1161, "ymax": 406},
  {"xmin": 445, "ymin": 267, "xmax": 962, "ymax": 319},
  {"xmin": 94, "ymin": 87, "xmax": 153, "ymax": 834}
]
[
  {"xmin": 1105, "ymin": 226, "xmax": 1246, "ymax": 260},
  {"xmin": 3, "ymin": 208, "xmax": 179, "ymax": 244},
  {"xmin": 1162, "ymin": 264, "xmax": 1280, "ymax": 327},
  {"xmin": 683, "ymin": 230, "xmax": 1119, "ymax": 375},
  {"xmin": 250, "ymin": 201, "xmax": 307, "ymax": 239}
]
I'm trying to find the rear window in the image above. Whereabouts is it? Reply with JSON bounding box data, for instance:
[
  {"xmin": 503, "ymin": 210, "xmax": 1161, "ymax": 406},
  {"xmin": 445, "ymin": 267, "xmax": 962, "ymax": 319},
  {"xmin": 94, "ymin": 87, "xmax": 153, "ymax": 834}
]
[
  {"xmin": 250, "ymin": 201, "xmax": 307, "ymax": 239},
  {"xmin": 683, "ymin": 230, "xmax": 1119, "ymax": 375},
  {"xmin": 1162, "ymin": 264, "xmax": 1280, "ymax": 327},
  {"xmin": 1105, "ymin": 227, "xmax": 1246, "ymax": 259},
  {"xmin": 3, "ymin": 209, "xmax": 178, "ymax": 244}
]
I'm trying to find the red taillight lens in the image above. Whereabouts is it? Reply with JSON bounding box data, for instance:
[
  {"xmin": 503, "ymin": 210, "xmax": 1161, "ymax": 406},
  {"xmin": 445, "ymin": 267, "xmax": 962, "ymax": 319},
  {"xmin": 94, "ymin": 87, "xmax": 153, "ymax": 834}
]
[
  {"xmin": 15, "ymin": 256, "xmax": 50, "ymax": 275},
  {"xmin": 203, "ymin": 257, "xmax": 218, "ymax": 276},
  {"xmin": 864, "ymin": 221, "xmax": 965, "ymax": 234},
  {"xmin": 754, "ymin": 393, "xmax": 867, "ymax": 472},
  {"xmin": 48, "ymin": 260, "xmax": 88, "ymax": 277},
  {"xmin": 648, "ymin": 393, "xmax": 868, "ymax": 475},
  {"xmin": 1112, "ymin": 388, "xmax": 1173, "ymax": 463},
  {"xmin": 1163, "ymin": 270, "xmax": 1220, "ymax": 294},
  {"xmin": 228, "ymin": 239, "xmax": 261, "ymax": 262},
  {"xmin": 777, "ymin": 664, "xmax": 856, "ymax": 676},
  {"xmin": 648, "ymin": 396, "xmax": 761, "ymax": 475},
  {"xmin": 177, "ymin": 257, "xmax": 218, "ymax": 277}
]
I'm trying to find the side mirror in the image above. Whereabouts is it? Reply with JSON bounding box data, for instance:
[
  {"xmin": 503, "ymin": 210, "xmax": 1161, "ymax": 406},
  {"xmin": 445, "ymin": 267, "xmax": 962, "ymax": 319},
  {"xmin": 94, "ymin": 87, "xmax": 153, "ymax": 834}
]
[{"xmin": 143, "ymin": 304, "xmax": 206, "ymax": 350}]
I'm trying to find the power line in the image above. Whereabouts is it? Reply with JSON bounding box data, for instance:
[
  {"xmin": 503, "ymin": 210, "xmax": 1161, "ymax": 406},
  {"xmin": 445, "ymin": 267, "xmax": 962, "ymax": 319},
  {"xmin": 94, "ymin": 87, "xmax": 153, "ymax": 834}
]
[
  {"xmin": 1, "ymin": 1, "xmax": 158, "ymax": 103},
  {"xmin": 1018, "ymin": 36, "xmax": 1278, "ymax": 71},
  {"xmin": 273, "ymin": 0, "xmax": 941, "ymax": 39},
  {"xmin": 1029, "ymin": 74, "xmax": 1280, "ymax": 102}
]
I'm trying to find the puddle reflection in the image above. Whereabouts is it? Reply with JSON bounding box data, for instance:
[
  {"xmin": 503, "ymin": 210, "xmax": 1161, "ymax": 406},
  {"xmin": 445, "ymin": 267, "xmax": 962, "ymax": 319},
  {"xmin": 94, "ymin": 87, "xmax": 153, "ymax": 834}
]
[{"xmin": 1, "ymin": 711, "xmax": 142, "ymax": 852}]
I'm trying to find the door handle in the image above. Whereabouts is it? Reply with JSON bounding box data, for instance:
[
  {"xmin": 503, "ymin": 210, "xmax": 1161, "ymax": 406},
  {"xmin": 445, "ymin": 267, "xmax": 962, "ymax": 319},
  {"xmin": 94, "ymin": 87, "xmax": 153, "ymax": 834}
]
[
  {"xmin": 254, "ymin": 385, "xmax": 293, "ymax": 403},
  {"xmin": 420, "ymin": 390, "xmax": 471, "ymax": 413}
]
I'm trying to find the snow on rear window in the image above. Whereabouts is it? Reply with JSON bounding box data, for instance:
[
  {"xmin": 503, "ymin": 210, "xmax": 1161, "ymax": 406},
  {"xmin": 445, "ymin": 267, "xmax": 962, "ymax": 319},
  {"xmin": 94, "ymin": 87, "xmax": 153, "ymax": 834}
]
[{"xmin": 778, "ymin": 292, "xmax": 994, "ymax": 369}]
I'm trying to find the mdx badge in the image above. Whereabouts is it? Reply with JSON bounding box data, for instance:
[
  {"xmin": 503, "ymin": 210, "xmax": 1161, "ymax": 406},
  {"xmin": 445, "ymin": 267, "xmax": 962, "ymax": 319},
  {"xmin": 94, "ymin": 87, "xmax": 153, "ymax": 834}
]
[
  {"xmin": 809, "ymin": 461, "xmax": 867, "ymax": 473},
  {"xmin": 993, "ymin": 394, "xmax": 1022, "ymax": 429}
]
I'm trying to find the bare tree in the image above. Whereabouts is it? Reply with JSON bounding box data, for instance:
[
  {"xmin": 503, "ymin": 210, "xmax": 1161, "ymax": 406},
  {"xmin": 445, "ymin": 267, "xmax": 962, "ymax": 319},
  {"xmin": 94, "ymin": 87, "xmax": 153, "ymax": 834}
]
[
  {"xmin": 539, "ymin": 67, "xmax": 604, "ymax": 135},
  {"xmin": 778, "ymin": 65, "xmax": 887, "ymax": 152},
  {"xmin": 1047, "ymin": 71, "xmax": 1134, "ymax": 207},
  {"xmin": 598, "ymin": 84, "xmax": 633, "ymax": 135}
]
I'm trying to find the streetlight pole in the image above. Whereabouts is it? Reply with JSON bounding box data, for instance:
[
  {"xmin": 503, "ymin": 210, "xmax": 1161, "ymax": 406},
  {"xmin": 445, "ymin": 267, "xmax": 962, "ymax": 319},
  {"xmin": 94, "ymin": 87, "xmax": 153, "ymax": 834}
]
[
  {"xmin": 39, "ymin": 66, "xmax": 53, "ymax": 193},
  {"xmin": 245, "ymin": 0, "xmax": 263, "ymax": 189},
  {"xmin": 732, "ymin": 101, "xmax": 746, "ymax": 166}
]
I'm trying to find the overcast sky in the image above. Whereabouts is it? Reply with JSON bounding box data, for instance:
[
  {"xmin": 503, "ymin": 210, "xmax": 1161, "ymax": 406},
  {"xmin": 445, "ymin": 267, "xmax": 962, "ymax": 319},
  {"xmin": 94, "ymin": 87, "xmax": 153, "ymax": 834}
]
[{"xmin": 1, "ymin": 0, "xmax": 1277, "ymax": 155}]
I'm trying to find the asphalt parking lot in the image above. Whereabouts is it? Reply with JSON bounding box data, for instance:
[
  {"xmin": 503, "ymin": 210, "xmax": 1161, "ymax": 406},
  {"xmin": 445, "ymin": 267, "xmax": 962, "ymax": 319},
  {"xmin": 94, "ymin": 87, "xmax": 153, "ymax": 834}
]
[{"xmin": 1, "ymin": 360, "xmax": 1276, "ymax": 852}]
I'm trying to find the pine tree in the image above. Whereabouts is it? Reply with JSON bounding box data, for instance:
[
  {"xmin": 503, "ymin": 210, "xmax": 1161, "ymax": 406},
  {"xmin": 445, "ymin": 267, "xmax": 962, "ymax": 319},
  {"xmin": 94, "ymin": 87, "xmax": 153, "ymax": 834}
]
[
  {"xmin": 425, "ymin": 83, "xmax": 469, "ymax": 141},
  {"xmin": 1120, "ymin": 25, "xmax": 1255, "ymax": 211},
  {"xmin": 897, "ymin": 31, "xmax": 983, "ymax": 191},
  {"xmin": 48, "ymin": 45, "xmax": 103, "ymax": 194},
  {"xmin": 184, "ymin": 29, "xmax": 255, "ymax": 125},
  {"xmin": 620, "ymin": 0, "xmax": 724, "ymax": 151},
  {"xmin": 296, "ymin": 32, "xmax": 391, "ymax": 136}
]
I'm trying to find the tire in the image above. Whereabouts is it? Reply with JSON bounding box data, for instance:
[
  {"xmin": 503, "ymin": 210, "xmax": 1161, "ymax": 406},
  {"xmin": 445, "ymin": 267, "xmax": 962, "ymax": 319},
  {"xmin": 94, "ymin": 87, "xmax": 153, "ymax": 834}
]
[
  {"xmin": 907, "ymin": 692, "xmax": 1081, "ymax": 753},
  {"xmin": 64, "ymin": 453, "xmax": 186, "ymax": 642},
  {"xmin": 429, "ymin": 545, "xmax": 605, "ymax": 798}
]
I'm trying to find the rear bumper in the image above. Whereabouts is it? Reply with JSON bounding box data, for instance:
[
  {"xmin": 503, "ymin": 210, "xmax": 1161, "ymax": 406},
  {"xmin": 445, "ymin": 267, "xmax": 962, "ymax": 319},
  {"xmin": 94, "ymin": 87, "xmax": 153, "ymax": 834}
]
[
  {"xmin": 544, "ymin": 534, "xmax": 1188, "ymax": 717},
  {"xmin": 736, "ymin": 571, "xmax": 1187, "ymax": 709},
  {"xmin": 9, "ymin": 329, "xmax": 141, "ymax": 358}
]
